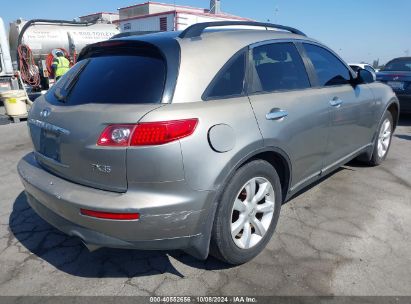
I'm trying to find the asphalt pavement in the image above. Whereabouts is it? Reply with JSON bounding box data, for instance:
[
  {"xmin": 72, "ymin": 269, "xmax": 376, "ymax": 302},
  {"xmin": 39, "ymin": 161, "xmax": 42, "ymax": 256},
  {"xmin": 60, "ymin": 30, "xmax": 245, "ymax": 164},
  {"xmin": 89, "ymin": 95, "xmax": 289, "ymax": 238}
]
[{"xmin": 0, "ymin": 116, "xmax": 410, "ymax": 296}]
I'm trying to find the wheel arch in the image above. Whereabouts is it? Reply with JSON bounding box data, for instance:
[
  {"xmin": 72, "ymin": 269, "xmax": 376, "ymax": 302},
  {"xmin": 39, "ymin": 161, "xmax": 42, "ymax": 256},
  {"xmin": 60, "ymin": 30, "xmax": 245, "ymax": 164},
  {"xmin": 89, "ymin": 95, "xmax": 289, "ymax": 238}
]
[
  {"xmin": 359, "ymin": 96, "xmax": 400, "ymax": 164},
  {"xmin": 185, "ymin": 146, "xmax": 293, "ymax": 259},
  {"xmin": 387, "ymin": 100, "xmax": 400, "ymax": 130},
  {"xmin": 241, "ymin": 150, "xmax": 292, "ymax": 203},
  {"xmin": 372, "ymin": 97, "xmax": 400, "ymax": 143},
  {"xmin": 216, "ymin": 146, "xmax": 293, "ymax": 206},
  {"xmin": 188, "ymin": 146, "xmax": 292, "ymax": 260}
]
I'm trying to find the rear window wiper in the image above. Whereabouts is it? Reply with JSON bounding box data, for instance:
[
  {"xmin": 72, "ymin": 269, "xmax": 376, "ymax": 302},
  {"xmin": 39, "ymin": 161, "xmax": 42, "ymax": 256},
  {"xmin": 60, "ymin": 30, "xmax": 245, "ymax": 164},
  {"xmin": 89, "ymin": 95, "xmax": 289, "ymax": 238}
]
[{"xmin": 54, "ymin": 59, "xmax": 90, "ymax": 102}]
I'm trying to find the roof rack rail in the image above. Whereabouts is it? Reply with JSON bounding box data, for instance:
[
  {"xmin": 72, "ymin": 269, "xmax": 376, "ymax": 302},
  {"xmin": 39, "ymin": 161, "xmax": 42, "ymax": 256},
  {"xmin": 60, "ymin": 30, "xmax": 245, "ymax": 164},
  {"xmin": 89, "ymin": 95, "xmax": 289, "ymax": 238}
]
[{"xmin": 179, "ymin": 21, "xmax": 306, "ymax": 39}]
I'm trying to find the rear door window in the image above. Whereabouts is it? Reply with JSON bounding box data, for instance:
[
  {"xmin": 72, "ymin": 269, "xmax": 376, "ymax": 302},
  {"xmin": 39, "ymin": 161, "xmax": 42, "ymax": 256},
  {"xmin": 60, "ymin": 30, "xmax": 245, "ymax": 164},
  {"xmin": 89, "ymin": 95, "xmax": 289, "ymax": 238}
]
[
  {"xmin": 303, "ymin": 44, "xmax": 351, "ymax": 87},
  {"xmin": 250, "ymin": 42, "xmax": 311, "ymax": 93},
  {"xmin": 47, "ymin": 46, "xmax": 166, "ymax": 105},
  {"xmin": 205, "ymin": 52, "xmax": 246, "ymax": 100}
]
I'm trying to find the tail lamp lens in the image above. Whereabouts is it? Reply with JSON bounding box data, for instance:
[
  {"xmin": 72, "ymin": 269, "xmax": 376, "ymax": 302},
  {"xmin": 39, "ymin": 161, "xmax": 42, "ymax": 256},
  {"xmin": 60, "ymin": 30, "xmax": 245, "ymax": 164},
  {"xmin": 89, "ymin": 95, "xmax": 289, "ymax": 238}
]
[
  {"xmin": 97, "ymin": 125, "xmax": 134, "ymax": 146},
  {"xmin": 97, "ymin": 119, "xmax": 198, "ymax": 147},
  {"xmin": 130, "ymin": 119, "xmax": 198, "ymax": 146}
]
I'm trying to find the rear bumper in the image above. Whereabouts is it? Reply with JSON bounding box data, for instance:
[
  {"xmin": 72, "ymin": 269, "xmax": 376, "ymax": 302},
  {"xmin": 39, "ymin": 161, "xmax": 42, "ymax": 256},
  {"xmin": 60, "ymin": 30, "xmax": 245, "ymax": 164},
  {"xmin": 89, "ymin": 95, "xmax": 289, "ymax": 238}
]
[
  {"xmin": 25, "ymin": 193, "xmax": 199, "ymax": 251},
  {"xmin": 18, "ymin": 153, "xmax": 215, "ymax": 254}
]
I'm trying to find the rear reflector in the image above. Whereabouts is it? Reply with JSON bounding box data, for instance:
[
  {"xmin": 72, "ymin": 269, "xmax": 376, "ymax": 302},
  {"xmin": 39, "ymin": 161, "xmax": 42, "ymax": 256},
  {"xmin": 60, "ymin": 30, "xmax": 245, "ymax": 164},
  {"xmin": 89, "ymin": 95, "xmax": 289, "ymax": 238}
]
[
  {"xmin": 80, "ymin": 208, "xmax": 139, "ymax": 220},
  {"xmin": 97, "ymin": 119, "xmax": 198, "ymax": 147}
]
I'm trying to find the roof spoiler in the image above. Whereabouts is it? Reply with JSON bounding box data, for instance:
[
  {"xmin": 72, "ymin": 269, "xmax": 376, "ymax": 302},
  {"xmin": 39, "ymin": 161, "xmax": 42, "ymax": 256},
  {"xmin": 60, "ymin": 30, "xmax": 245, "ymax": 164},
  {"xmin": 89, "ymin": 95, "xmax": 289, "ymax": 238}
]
[{"xmin": 178, "ymin": 21, "xmax": 306, "ymax": 39}]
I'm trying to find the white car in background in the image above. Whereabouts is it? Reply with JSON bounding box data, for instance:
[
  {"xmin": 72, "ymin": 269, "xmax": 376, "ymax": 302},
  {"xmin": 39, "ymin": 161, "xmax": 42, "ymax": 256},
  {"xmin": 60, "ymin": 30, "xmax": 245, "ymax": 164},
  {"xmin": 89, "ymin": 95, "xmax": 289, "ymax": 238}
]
[{"xmin": 349, "ymin": 63, "xmax": 377, "ymax": 81}]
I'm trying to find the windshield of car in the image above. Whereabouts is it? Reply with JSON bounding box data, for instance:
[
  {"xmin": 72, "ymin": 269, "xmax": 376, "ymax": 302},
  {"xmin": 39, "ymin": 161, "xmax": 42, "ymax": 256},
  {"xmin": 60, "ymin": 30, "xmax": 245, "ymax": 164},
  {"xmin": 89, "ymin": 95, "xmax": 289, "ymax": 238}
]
[
  {"xmin": 382, "ymin": 58, "xmax": 411, "ymax": 72},
  {"xmin": 46, "ymin": 45, "xmax": 166, "ymax": 105}
]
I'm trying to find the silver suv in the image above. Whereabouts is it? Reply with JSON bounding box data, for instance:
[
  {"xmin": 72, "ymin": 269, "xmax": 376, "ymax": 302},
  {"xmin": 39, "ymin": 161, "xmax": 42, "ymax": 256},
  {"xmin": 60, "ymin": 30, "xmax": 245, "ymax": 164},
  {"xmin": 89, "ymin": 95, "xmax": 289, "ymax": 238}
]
[{"xmin": 18, "ymin": 22, "xmax": 399, "ymax": 264}]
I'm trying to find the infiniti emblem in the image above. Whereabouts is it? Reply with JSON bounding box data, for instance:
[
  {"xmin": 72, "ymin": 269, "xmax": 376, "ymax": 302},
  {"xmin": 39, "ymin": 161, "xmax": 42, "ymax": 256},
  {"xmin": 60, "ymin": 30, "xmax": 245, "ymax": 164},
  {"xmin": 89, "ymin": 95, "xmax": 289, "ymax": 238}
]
[
  {"xmin": 40, "ymin": 108, "xmax": 51, "ymax": 118},
  {"xmin": 393, "ymin": 76, "xmax": 400, "ymax": 81}
]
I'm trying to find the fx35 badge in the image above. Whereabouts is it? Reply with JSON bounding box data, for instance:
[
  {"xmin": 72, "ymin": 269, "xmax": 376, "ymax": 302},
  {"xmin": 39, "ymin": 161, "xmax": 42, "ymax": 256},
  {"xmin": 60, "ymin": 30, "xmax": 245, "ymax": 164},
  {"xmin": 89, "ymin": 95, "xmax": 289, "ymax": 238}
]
[{"xmin": 91, "ymin": 164, "xmax": 112, "ymax": 174}]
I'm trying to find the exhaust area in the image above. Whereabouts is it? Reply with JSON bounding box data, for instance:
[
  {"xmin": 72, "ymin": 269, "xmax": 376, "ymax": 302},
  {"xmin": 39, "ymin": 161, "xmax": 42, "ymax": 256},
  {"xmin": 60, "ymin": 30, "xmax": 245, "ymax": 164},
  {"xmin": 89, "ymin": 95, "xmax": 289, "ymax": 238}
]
[{"xmin": 82, "ymin": 241, "xmax": 102, "ymax": 252}]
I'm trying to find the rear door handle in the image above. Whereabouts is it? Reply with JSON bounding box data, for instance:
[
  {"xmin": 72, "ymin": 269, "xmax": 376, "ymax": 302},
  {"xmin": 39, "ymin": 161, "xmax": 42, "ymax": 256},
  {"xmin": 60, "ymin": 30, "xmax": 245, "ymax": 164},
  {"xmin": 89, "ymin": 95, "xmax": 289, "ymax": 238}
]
[
  {"xmin": 330, "ymin": 97, "xmax": 343, "ymax": 107},
  {"xmin": 266, "ymin": 108, "xmax": 288, "ymax": 120}
]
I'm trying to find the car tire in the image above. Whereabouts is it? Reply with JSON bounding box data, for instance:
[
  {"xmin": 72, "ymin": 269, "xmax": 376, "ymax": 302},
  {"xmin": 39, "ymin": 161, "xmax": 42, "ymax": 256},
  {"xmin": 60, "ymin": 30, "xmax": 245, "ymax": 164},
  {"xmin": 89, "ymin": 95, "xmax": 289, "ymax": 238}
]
[
  {"xmin": 367, "ymin": 111, "xmax": 394, "ymax": 166},
  {"xmin": 210, "ymin": 160, "xmax": 282, "ymax": 265}
]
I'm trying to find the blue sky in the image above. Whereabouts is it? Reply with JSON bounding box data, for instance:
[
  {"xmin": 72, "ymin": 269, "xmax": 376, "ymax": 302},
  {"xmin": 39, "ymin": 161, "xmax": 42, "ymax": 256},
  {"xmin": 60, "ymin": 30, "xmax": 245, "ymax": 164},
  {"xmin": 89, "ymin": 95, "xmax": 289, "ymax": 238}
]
[{"xmin": 2, "ymin": 0, "xmax": 411, "ymax": 64}]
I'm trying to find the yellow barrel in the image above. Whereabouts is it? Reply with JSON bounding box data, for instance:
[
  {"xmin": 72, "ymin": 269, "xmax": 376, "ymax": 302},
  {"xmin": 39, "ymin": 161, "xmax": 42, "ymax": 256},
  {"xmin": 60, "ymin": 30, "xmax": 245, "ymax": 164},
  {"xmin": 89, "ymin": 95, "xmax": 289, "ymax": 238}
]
[{"xmin": 0, "ymin": 90, "xmax": 28, "ymax": 116}]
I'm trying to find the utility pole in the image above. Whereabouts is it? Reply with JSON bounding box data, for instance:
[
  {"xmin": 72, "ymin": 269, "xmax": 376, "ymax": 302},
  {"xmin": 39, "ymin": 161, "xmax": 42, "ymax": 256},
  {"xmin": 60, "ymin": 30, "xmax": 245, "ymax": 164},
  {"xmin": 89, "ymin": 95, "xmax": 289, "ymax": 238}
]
[{"xmin": 274, "ymin": 6, "xmax": 279, "ymax": 23}]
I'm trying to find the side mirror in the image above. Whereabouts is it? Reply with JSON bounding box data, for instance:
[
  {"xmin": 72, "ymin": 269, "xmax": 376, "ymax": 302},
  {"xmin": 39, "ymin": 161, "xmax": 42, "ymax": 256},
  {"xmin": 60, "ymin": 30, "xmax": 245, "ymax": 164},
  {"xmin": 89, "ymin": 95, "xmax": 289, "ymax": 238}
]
[{"xmin": 355, "ymin": 68, "xmax": 375, "ymax": 85}]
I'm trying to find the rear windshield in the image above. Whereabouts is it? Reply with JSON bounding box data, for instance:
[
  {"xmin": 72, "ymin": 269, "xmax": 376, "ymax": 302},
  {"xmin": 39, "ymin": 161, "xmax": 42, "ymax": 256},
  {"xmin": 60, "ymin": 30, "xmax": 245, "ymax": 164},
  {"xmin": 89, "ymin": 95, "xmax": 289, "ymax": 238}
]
[
  {"xmin": 46, "ymin": 48, "xmax": 166, "ymax": 105},
  {"xmin": 382, "ymin": 58, "xmax": 411, "ymax": 72}
]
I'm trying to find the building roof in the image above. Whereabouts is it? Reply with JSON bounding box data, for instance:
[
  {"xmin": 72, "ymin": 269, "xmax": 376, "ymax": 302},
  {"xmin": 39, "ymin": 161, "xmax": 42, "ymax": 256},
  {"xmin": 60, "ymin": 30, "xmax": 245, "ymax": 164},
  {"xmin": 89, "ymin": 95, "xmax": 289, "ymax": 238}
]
[
  {"xmin": 116, "ymin": 1, "xmax": 251, "ymax": 23},
  {"xmin": 118, "ymin": 1, "xmax": 208, "ymax": 12},
  {"xmin": 116, "ymin": 9, "xmax": 252, "ymax": 23},
  {"xmin": 79, "ymin": 12, "xmax": 119, "ymax": 18}
]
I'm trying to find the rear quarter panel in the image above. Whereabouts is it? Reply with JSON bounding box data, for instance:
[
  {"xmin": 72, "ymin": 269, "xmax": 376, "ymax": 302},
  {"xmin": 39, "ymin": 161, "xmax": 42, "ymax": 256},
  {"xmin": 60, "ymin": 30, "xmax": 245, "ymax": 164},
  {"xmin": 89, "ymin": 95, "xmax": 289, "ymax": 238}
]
[
  {"xmin": 139, "ymin": 98, "xmax": 264, "ymax": 192},
  {"xmin": 368, "ymin": 82, "xmax": 399, "ymax": 129}
]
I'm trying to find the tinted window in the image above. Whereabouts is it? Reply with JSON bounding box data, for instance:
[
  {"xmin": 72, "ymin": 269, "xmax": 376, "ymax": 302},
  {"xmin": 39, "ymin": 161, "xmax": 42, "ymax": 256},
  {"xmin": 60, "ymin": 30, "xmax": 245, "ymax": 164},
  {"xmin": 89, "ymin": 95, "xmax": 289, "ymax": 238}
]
[
  {"xmin": 304, "ymin": 44, "xmax": 351, "ymax": 86},
  {"xmin": 207, "ymin": 52, "xmax": 246, "ymax": 99},
  {"xmin": 251, "ymin": 43, "xmax": 310, "ymax": 93},
  {"xmin": 47, "ymin": 53, "xmax": 166, "ymax": 105},
  {"xmin": 382, "ymin": 58, "xmax": 411, "ymax": 72}
]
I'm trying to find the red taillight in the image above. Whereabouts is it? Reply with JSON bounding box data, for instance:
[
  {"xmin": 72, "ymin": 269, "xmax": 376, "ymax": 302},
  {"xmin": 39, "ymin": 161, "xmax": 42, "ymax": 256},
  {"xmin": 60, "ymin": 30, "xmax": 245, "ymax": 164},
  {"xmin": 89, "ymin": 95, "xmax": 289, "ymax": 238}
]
[
  {"xmin": 131, "ymin": 119, "xmax": 198, "ymax": 146},
  {"xmin": 80, "ymin": 209, "xmax": 140, "ymax": 220},
  {"xmin": 97, "ymin": 119, "xmax": 198, "ymax": 147}
]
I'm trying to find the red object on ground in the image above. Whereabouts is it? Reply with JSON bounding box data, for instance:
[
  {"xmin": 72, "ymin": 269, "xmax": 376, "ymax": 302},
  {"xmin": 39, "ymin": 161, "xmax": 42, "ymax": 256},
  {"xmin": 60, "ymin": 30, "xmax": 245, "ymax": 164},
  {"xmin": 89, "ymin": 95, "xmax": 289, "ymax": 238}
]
[{"xmin": 18, "ymin": 44, "xmax": 41, "ymax": 88}]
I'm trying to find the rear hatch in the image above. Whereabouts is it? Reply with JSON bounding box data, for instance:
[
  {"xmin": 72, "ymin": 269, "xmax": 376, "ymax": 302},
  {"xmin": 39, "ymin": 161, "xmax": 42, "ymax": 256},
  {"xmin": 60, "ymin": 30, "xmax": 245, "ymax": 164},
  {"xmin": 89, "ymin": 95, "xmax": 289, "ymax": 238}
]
[
  {"xmin": 28, "ymin": 41, "xmax": 168, "ymax": 192},
  {"xmin": 377, "ymin": 58, "xmax": 411, "ymax": 94},
  {"xmin": 377, "ymin": 71, "xmax": 411, "ymax": 94}
]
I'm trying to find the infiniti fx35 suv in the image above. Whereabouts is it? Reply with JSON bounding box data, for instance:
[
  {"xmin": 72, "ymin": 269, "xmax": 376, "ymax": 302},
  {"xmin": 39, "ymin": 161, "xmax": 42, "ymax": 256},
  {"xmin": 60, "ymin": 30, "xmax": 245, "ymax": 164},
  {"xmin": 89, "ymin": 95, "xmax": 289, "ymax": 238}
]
[{"xmin": 18, "ymin": 22, "xmax": 399, "ymax": 265}]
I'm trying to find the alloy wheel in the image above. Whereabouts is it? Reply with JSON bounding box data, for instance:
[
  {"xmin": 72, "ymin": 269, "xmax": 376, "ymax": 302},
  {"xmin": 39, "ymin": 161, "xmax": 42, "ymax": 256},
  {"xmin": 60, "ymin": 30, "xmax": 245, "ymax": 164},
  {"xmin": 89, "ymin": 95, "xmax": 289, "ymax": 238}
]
[
  {"xmin": 230, "ymin": 177, "xmax": 275, "ymax": 249},
  {"xmin": 377, "ymin": 118, "xmax": 392, "ymax": 158}
]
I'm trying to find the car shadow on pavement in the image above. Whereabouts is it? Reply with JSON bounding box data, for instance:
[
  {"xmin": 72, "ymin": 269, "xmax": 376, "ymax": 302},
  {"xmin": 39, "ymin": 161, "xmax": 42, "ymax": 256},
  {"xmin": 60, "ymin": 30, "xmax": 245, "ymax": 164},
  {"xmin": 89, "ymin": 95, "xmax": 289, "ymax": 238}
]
[
  {"xmin": 9, "ymin": 192, "xmax": 232, "ymax": 278},
  {"xmin": 398, "ymin": 114, "xmax": 411, "ymax": 127},
  {"xmin": 395, "ymin": 134, "xmax": 411, "ymax": 141}
]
